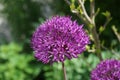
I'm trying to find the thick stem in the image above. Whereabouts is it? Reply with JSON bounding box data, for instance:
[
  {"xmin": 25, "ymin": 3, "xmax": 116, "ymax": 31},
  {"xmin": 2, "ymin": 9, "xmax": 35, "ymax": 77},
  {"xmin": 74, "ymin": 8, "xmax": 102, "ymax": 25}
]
[
  {"xmin": 90, "ymin": 0, "xmax": 95, "ymax": 20},
  {"xmin": 90, "ymin": 0, "xmax": 102, "ymax": 60},
  {"xmin": 62, "ymin": 62, "xmax": 67, "ymax": 80},
  {"xmin": 91, "ymin": 25, "xmax": 102, "ymax": 60}
]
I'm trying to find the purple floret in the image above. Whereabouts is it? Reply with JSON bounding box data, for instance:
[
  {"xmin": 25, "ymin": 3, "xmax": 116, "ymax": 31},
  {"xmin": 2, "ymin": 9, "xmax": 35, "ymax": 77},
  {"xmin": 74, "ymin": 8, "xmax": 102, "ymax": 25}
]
[
  {"xmin": 91, "ymin": 59, "xmax": 120, "ymax": 80},
  {"xmin": 31, "ymin": 16, "xmax": 89, "ymax": 64}
]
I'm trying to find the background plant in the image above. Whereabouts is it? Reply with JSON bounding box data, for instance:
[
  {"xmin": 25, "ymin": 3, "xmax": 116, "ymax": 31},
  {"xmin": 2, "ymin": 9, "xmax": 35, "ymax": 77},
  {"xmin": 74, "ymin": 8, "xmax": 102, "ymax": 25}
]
[
  {"xmin": 0, "ymin": 43, "xmax": 42, "ymax": 80},
  {"xmin": 0, "ymin": 0, "xmax": 120, "ymax": 80}
]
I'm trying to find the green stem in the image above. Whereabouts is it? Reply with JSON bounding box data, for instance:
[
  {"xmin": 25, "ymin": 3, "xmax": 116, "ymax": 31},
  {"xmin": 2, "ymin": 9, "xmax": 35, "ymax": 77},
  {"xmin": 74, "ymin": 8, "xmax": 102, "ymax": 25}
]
[
  {"xmin": 91, "ymin": 25, "xmax": 102, "ymax": 60},
  {"xmin": 62, "ymin": 62, "xmax": 67, "ymax": 80},
  {"xmin": 90, "ymin": 0, "xmax": 102, "ymax": 60}
]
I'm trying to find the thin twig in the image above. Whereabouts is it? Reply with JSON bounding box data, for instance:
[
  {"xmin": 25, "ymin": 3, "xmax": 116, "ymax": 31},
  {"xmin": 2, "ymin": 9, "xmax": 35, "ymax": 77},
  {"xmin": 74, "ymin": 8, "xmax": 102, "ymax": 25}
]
[
  {"xmin": 112, "ymin": 26, "xmax": 120, "ymax": 42},
  {"xmin": 88, "ymin": 49, "xmax": 95, "ymax": 53},
  {"xmin": 64, "ymin": 0, "xmax": 89, "ymax": 25},
  {"xmin": 103, "ymin": 18, "xmax": 112, "ymax": 29},
  {"xmin": 76, "ymin": 12, "xmax": 89, "ymax": 25},
  {"xmin": 64, "ymin": 0, "xmax": 71, "ymax": 5},
  {"xmin": 82, "ymin": 0, "xmax": 85, "ymax": 4},
  {"xmin": 78, "ymin": 0, "xmax": 91, "ymax": 24},
  {"xmin": 94, "ymin": 8, "xmax": 100, "ymax": 17},
  {"xmin": 99, "ymin": 18, "xmax": 112, "ymax": 35}
]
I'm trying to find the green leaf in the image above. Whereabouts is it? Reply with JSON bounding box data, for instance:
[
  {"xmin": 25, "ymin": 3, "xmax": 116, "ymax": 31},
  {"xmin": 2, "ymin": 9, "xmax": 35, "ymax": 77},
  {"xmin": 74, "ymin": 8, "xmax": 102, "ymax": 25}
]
[
  {"xmin": 102, "ymin": 11, "xmax": 111, "ymax": 17},
  {"xmin": 70, "ymin": 3, "xmax": 75, "ymax": 10},
  {"xmin": 99, "ymin": 26, "xmax": 105, "ymax": 33}
]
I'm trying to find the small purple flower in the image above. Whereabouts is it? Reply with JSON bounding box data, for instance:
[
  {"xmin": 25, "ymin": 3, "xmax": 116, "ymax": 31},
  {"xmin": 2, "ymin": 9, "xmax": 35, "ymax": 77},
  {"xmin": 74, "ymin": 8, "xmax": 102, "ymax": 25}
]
[
  {"xmin": 31, "ymin": 16, "xmax": 89, "ymax": 64},
  {"xmin": 91, "ymin": 59, "xmax": 120, "ymax": 80}
]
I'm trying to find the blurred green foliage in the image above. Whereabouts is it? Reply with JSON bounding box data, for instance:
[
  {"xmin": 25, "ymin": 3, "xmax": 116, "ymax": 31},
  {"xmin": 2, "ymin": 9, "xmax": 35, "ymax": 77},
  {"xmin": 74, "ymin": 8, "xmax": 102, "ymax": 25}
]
[
  {"xmin": 43, "ymin": 51, "xmax": 119, "ymax": 80},
  {"xmin": 0, "ymin": 42, "xmax": 119, "ymax": 80},
  {"xmin": 0, "ymin": 43, "xmax": 41, "ymax": 80}
]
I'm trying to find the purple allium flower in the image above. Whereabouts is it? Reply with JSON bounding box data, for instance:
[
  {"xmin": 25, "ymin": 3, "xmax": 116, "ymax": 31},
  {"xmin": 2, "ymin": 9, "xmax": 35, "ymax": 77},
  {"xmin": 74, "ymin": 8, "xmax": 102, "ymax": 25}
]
[
  {"xmin": 91, "ymin": 59, "xmax": 120, "ymax": 80},
  {"xmin": 31, "ymin": 16, "xmax": 89, "ymax": 64}
]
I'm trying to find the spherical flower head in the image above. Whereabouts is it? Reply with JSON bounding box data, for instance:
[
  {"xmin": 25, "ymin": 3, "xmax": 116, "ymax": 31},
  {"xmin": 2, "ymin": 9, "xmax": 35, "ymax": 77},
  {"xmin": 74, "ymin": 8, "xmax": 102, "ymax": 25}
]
[
  {"xmin": 31, "ymin": 16, "xmax": 89, "ymax": 64},
  {"xmin": 91, "ymin": 59, "xmax": 120, "ymax": 80}
]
